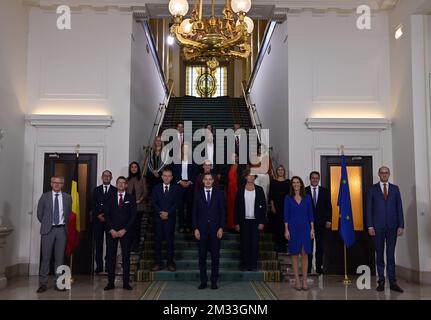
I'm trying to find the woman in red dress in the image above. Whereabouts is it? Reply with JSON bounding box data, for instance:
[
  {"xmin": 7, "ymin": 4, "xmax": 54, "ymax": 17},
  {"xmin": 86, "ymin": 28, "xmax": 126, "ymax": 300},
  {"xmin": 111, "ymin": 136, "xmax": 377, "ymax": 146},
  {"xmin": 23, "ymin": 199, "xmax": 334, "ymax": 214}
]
[{"xmin": 226, "ymin": 153, "xmax": 246, "ymax": 231}]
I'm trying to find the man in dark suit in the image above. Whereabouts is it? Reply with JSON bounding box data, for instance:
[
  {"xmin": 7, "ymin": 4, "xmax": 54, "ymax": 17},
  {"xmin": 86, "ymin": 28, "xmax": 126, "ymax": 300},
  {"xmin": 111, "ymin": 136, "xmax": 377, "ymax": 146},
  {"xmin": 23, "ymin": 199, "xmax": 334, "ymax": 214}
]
[
  {"xmin": 151, "ymin": 167, "xmax": 180, "ymax": 272},
  {"xmin": 104, "ymin": 176, "xmax": 136, "ymax": 291},
  {"xmin": 366, "ymin": 166, "xmax": 404, "ymax": 293},
  {"xmin": 173, "ymin": 143, "xmax": 198, "ymax": 233},
  {"xmin": 193, "ymin": 173, "xmax": 226, "ymax": 290},
  {"xmin": 305, "ymin": 171, "xmax": 332, "ymax": 274},
  {"xmin": 36, "ymin": 176, "xmax": 72, "ymax": 293},
  {"xmin": 91, "ymin": 170, "xmax": 117, "ymax": 274}
]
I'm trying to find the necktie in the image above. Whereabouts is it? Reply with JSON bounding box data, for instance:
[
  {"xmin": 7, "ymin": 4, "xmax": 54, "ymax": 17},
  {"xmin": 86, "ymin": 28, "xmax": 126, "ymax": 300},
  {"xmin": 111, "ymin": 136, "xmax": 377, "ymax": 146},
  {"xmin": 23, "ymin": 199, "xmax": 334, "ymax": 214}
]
[
  {"xmin": 165, "ymin": 185, "xmax": 169, "ymax": 194},
  {"xmin": 119, "ymin": 193, "xmax": 124, "ymax": 208},
  {"xmin": 104, "ymin": 186, "xmax": 108, "ymax": 194},
  {"xmin": 313, "ymin": 187, "xmax": 317, "ymax": 206},
  {"xmin": 235, "ymin": 135, "xmax": 239, "ymax": 146},
  {"xmin": 206, "ymin": 190, "xmax": 211, "ymax": 206},
  {"xmin": 383, "ymin": 183, "xmax": 388, "ymax": 201},
  {"xmin": 53, "ymin": 193, "xmax": 60, "ymax": 225}
]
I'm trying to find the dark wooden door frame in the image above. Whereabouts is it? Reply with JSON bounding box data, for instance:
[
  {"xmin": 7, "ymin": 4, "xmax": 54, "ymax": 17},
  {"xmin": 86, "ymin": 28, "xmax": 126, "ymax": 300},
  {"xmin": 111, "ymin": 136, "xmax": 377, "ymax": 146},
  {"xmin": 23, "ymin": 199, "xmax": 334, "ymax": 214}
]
[
  {"xmin": 320, "ymin": 155, "xmax": 375, "ymax": 275},
  {"xmin": 43, "ymin": 153, "xmax": 98, "ymax": 275}
]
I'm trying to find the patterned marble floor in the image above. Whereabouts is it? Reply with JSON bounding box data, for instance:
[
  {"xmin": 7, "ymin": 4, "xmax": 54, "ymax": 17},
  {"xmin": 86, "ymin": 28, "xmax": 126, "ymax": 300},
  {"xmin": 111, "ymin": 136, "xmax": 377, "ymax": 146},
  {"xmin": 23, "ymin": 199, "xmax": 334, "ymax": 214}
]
[{"xmin": 1, "ymin": 275, "xmax": 431, "ymax": 300}]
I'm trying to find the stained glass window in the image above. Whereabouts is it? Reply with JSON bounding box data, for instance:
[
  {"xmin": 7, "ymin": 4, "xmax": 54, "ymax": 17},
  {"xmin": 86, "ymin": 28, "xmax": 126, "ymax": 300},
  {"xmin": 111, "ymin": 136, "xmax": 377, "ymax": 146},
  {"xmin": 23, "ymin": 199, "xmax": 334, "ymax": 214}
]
[{"xmin": 186, "ymin": 65, "xmax": 228, "ymax": 97}]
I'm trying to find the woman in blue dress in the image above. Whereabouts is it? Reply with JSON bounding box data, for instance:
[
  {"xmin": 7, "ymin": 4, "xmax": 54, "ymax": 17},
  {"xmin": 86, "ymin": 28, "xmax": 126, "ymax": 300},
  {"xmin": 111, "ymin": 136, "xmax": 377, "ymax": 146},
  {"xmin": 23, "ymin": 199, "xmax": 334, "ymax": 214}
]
[{"xmin": 284, "ymin": 176, "xmax": 315, "ymax": 290}]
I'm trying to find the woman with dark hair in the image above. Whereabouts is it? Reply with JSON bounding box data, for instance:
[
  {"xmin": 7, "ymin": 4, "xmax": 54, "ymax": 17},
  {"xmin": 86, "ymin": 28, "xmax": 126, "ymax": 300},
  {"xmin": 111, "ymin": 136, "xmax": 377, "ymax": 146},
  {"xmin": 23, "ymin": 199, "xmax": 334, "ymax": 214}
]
[
  {"xmin": 127, "ymin": 161, "xmax": 148, "ymax": 252},
  {"xmin": 284, "ymin": 176, "xmax": 314, "ymax": 290},
  {"xmin": 268, "ymin": 165, "xmax": 291, "ymax": 253},
  {"xmin": 146, "ymin": 136, "xmax": 167, "ymax": 193},
  {"xmin": 235, "ymin": 169, "xmax": 266, "ymax": 271}
]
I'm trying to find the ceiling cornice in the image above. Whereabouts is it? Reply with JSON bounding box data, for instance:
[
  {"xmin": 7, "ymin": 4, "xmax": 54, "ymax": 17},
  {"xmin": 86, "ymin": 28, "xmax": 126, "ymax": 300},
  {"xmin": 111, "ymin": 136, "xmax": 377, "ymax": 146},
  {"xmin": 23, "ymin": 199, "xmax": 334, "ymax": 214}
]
[{"xmin": 26, "ymin": 0, "xmax": 399, "ymax": 12}]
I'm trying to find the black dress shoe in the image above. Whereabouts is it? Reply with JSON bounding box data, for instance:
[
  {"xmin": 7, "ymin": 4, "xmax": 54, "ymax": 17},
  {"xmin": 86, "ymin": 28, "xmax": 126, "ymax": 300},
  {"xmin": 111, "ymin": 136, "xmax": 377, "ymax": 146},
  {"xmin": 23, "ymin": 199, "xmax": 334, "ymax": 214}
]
[
  {"xmin": 104, "ymin": 284, "xmax": 115, "ymax": 291},
  {"xmin": 123, "ymin": 284, "xmax": 133, "ymax": 290},
  {"xmin": 376, "ymin": 283, "xmax": 385, "ymax": 292},
  {"xmin": 95, "ymin": 268, "xmax": 103, "ymax": 274},
  {"xmin": 167, "ymin": 264, "xmax": 176, "ymax": 272},
  {"xmin": 198, "ymin": 283, "xmax": 207, "ymax": 290},
  {"xmin": 390, "ymin": 283, "xmax": 404, "ymax": 293},
  {"xmin": 36, "ymin": 285, "xmax": 47, "ymax": 293},
  {"xmin": 316, "ymin": 268, "xmax": 324, "ymax": 275},
  {"xmin": 211, "ymin": 283, "xmax": 218, "ymax": 290}
]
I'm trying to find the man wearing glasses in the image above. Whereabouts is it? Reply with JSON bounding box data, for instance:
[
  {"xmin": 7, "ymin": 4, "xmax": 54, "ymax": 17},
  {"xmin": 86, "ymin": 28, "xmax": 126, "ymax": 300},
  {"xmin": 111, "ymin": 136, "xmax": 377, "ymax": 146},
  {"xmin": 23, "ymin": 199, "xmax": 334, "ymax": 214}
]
[
  {"xmin": 36, "ymin": 176, "xmax": 72, "ymax": 293},
  {"xmin": 366, "ymin": 166, "xmax": 405, "ymax": 293}
]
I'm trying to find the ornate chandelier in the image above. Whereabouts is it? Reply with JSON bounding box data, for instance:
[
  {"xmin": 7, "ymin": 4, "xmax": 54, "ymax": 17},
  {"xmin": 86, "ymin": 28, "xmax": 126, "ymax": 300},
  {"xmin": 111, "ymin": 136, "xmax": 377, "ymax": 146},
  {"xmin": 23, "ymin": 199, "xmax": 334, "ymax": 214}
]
[{"xmin": 168, "ymin": 0, "xmax": 254, "ymax": 70}]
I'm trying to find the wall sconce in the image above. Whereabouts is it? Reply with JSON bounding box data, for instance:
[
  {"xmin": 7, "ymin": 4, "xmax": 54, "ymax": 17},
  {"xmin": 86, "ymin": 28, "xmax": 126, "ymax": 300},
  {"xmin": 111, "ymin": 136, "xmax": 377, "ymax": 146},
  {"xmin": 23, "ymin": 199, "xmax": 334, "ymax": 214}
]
[{"xmin": 395, "ymin": 24, "xmax": 403, "ymax": 40}]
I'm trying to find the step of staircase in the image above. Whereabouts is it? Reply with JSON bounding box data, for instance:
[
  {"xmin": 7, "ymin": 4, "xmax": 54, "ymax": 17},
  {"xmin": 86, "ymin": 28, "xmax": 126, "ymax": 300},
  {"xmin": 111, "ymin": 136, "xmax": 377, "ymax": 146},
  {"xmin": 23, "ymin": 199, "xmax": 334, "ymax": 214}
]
[{"xmin": 135, "ymin": 270, "xmax": 281, "ymax": 282}]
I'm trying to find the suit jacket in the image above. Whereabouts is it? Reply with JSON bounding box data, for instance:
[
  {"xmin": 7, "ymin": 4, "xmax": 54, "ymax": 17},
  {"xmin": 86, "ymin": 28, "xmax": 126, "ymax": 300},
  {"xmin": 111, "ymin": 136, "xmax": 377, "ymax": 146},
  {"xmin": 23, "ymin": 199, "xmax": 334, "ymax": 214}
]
[
  {"xmin": 92, "ymin": 184, "xmax": 117, "ymax": 219},
  {"xmin": 152, "ymin": 183, "xmax": 181, "ymax": 222},
  {"xmin": 305, "ymin": 186, "xmax": 332, "ymax": 227},
  {"xmin": 173, "ymin": 162, "xmax": 198, "ymax": 184},
  {"xmin": 105, "ymin": 192, "xmax": 137, "ymax": 232},
  {"xmin": 192, "ymin": 188, "xmax": 226, "ymax": 232},
  {"xmin": 366, "ymin": 183, "xmax": 404, "ymax": 229},
  {"xmin": 234, "ymin": 185, "xmax": 267, "ymax": 226},
  {"xmin": 37, "ymin": 191, "xmax": 72, "ymax": 235}
]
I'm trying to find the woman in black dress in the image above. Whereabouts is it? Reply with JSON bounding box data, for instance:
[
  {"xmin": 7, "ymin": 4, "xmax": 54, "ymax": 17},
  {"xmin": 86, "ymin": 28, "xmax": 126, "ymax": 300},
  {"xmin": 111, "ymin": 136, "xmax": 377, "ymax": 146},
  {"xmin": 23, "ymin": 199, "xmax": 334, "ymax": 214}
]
[{"xmin": 268, "ymin": 165, "xmax": 291, "ymax": 253}]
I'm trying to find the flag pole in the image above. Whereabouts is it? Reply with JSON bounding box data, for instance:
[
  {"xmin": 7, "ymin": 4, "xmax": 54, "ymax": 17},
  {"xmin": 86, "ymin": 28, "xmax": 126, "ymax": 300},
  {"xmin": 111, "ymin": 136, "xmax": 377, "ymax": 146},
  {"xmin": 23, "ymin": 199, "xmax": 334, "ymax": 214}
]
[
  {"xmin": 340, "ymin": 145, "xmax": 351, "ymax": 285},
  {"xmin": 70, "ymin": 144, "xmax": 80, "ymax": 285}
]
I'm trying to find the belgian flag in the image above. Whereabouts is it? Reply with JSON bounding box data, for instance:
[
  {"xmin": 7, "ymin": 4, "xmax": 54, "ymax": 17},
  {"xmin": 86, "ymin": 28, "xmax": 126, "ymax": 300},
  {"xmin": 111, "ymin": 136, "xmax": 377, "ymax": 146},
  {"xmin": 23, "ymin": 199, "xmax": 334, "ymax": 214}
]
[{"xmin": 66, "ymin": 156, "xmax": 80, "ymax": 257}]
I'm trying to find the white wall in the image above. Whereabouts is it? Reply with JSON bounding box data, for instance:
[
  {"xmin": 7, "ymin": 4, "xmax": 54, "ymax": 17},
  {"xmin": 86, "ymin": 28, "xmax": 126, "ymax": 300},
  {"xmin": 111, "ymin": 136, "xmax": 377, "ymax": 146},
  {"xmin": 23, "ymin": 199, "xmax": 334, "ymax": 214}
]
[
  {"xmin": 249, "ymin": 21, "xmax": 289, "ymax": 169},
  {"xmin": 0, "ymin": 0, "xmax": 28, "ymax": 275},
  {"xmin": 129, "ymin": 21, "xmax": 166, "ymax": 164},
  {"xmin": 388, "ymin": 0, "xmax": 431, "ymax": 279},
  {"xmin": 23, "ymin": 7, "xmax": 133, "ymax": 274},
  {"xmin": 286, "ymin": 10, "xmax": 392, "ymax": 180}
]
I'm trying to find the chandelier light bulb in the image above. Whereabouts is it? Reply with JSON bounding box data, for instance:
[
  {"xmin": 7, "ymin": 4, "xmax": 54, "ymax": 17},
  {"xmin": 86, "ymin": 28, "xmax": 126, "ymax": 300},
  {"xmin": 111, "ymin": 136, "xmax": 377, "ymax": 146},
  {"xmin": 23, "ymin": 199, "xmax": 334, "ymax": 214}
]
[
  {"xmin": 169, "ymin": 0, "xmax": 189, "ymax": 16},
  {"xmin": 237, "ymin": 16, "xmax": 254, "ymax": 33},
  {"xmin": 231, "ymin": 0, "xmax": 252, "ymax": 14},
  {"xmin": 180, "ymin": 18, "xmax": 193, "ymax": 34}
]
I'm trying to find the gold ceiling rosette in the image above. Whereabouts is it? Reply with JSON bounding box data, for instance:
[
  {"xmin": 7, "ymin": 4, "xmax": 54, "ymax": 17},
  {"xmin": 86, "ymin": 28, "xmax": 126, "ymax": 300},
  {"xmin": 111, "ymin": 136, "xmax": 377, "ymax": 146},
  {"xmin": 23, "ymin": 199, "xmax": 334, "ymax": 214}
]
[{"xmin": 168, "ymin": 0, "xmax": 254, "ymax": 70}]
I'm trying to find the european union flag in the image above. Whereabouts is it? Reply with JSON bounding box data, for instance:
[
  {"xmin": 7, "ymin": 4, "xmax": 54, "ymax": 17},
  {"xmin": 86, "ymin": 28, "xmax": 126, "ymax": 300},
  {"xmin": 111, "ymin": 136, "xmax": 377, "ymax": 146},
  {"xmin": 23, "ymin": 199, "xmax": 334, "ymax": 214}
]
[{"xmin": 337, "ymin": 155, "xmax": 355, "ymax": 247}]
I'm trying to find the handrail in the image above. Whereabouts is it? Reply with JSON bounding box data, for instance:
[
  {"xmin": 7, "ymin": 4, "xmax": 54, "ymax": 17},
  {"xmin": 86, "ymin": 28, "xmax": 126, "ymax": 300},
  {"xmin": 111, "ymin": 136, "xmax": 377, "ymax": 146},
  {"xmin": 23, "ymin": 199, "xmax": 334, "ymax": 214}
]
[
  {"xmin": 142, "ymin": 80, "xmax": 174, "ymax": 177},
  {"xmin": 241, "ymin": 81, "xmax": 262, "ymax": 143}
]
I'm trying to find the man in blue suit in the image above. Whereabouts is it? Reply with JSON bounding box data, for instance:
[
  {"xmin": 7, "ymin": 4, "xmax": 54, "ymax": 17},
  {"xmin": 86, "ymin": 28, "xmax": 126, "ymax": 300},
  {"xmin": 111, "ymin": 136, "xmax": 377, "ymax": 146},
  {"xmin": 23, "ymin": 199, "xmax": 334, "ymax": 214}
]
[
  {"xmin": 104, "ymin": 176, "xmax": 136, "ymax": 291},
  {"xmin": 366, "ymin": 166, "xmax": 404, "ymax": 293},
  {"xmin": 91, "ymin": 170, "xmax": 117, "ymax": 274},
  {"xmin": 152, "ymin": 168, "xmax": 180, "ymax": 272},
  {"xmin": 192, "ymin": 173, "xmax": 226, "ymax": 290}
]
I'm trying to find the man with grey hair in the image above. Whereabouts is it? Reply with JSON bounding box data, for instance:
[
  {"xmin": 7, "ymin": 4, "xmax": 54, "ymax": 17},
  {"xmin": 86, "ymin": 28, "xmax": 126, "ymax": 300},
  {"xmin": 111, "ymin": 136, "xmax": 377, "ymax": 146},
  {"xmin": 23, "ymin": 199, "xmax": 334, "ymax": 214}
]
[
  {"xmin": 366, "ymin": 166, "xmax": 404, "ymax": 293},
  {"xmin": 36, "ymin": 176, "xmax": 72, "ymax": 293}
]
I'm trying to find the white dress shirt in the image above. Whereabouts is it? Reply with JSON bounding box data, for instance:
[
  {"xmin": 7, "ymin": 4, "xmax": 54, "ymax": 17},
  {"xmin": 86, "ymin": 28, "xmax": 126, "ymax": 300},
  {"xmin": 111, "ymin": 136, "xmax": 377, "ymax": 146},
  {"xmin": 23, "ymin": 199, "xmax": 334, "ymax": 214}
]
[
  {"xmin": 103, "ymin": 184, "xmax": 111, "ymax": 194},
  {"xmin": 163, "ymin": 184, "xmax": 170, "ymax": 193},
  {"xmin": 204, "ymin": 187, "xmax": 213, "ymax": 200},
  {"xmin": 118, "ymin": 192, "xmax": 126, "ymax": 205},
  {"xmin": 181, "ymin": 160, "xmax": 189, "ymax": 181},
  {"xmin": 52, "ymin": 191, "xmax": 65, "ymax": 225},
  {"xmin": 245, "ymin": 189, "xmax": 256, "ymax": 220},
  {"xmin": 379, "ymin": 181, "xmax": 389, "ymax": 194},
  {"xmin": 206, "ymin": 143, "xmax": 214, "ymax": 165},
  {"xmin": 311, "ymin": 186, "xmax": 319, "ymax": 204}
]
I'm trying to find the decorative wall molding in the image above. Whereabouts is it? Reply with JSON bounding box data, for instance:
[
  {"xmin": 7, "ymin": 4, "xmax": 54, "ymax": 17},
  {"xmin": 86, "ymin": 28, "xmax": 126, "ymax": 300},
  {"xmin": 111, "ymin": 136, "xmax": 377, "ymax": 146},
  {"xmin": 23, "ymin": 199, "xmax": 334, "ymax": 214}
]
[
  {"xmin": 305, "ymin": 118, "xmax": 392, "ymax": 130},
  {"xmin": 25, "ymin": 114, "xmax": 114, "ymax": 127}
]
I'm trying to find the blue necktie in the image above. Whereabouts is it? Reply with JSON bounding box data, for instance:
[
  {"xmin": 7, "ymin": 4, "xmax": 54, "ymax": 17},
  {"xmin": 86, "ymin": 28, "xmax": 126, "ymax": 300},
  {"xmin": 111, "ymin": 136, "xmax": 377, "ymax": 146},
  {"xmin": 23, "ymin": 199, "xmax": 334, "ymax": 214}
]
[
  {"xmin": 206, "ymin": 190, "xmax": 211, "ymax": 206},
  {"xmin": 53, "ymin": 193, "xmax": 60, "ymax": 225}
]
